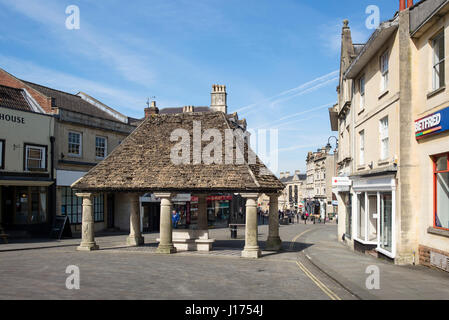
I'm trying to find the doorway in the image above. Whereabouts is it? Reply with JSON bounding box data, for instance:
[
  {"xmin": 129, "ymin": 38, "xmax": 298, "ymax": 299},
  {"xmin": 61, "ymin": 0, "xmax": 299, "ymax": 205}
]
[{"xmin": 143, "ymin": 203, "xmax": 160, "ymax": 232}]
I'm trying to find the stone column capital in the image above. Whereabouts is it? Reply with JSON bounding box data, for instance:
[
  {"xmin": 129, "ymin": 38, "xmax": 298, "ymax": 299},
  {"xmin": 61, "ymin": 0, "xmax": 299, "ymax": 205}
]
[
  {"xmin": 75, "ymin": 192, "xmax": 94, "ymax": 198},
  {"xmin": 240, "ymin": 193, "xmax": 259, "ymax": 199},
  {"xmin": 154, "ymin": 192, "xmax": 172, "ymax": 199}
]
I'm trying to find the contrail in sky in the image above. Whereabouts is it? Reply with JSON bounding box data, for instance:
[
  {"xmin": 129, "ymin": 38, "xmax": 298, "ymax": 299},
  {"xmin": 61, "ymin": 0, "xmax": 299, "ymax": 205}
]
[{"xmin": 235, "ymin": 69, "xmax": 338, "ymax": 114}]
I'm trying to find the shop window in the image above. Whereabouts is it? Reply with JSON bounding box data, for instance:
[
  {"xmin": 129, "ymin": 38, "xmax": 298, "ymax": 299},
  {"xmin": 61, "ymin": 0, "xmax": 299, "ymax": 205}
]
[
  {"xmin": 357, "ymin": 193, "xmax": 366, "ymax": 240},
  {"xmin": 380, "ymin": 193, "xmax": 393, "ymax": 252},
  {"xmin": 14, "ymin": 187, "xmax": 47, "ymax": 224},
  {"xmin": 434, "ymin": 154, "xmax": 449, "ymax": 230},
  {"xmin": 61, "ymin": 187, "xmax": 104, "ymax": 224},
  {"xmin": 432, "ymin": 31, "xmax": 445, "ymax": 91},
  {"xmin": 345, "ymin": 194, "xmax": 352, "ymax": 239},
  {"xmin": 24, "ymin": 144, "xmax": 46, "ymax": 171},
  {"xmin": 0, "ymin": 139, "xmax": 4, "ymax": 169},
  {"xmin": 68, "ymin": 132, "xmax": 82, "ymax": 156},
  {"xmin": 95, "ymin": 136, "xmax": 107, "ymax": 159},
  {"xmin": 94, "ymin": 194, "xmax": 104, "ymax": 222},
  {"xmin": 380, "ymin": 51, "xmax": 389, "ymax": 92}
]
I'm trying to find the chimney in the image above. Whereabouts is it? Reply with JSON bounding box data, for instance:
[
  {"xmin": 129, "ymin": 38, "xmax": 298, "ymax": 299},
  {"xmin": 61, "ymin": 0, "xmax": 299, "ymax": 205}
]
[
  {"xmin": 210, "ymin": 84, "xmax": 227, "ymax": 114},
  {"xmin": 295, "ymin": 170, "xmax": 301, "ymax": 176},
  {"xmin": 144, "ymin": 100, "xmax": 159, "ymax": 119},
  {"xmin": 285, "ymin": 171, "xmax": 291, "ymax": 178},
  {"xmin": 280, "ymin": 172, "xmax": 285, "ymax": 178},
  {"xmin": 399, "ymin": 0, "xmax": 406, "ymax": 11},
  {"xmin": 183, "ymin": 106, "xmax": 194, "ymax": 113},
  {"xmin": 407, "ymin": 0, "xmax": 413, "ymax": 8}
]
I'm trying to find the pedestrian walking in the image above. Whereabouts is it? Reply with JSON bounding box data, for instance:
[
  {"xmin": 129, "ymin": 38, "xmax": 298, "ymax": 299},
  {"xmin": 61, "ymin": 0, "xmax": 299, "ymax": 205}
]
[{"xmin": 172, "ymin": 210, "xmax": 180, "ymax": 229}]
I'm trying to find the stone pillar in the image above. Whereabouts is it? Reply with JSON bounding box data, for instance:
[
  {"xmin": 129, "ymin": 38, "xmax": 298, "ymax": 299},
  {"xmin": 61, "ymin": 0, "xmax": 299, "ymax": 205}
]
[
  {"xmin": 127, "ymin": 193, "xmax": 144, "ymax": 246},
  {"xmin": 266, "ymin": 193, "xmax": 282, "ymax": 251},
  {"xmin": 197, "ymin": 195, "xmax": 208, "ymax": 231},
  {"xmin": 241, "ymin": 193, "xmax": 261, "ymax": 258},
  {"xmin": 155, "ymin": 193, "xmax": 176, "ymax": 254},
  {"xmin": 76, "ymin": 193, "xmax": 99, "ymax": 251}
]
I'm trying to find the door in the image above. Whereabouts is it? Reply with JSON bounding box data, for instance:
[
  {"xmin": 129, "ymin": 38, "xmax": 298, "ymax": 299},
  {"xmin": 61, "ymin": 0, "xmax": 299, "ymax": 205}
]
[{"xmin": 107, "ymin": 194, "xmax": 115, "ymax": 229}]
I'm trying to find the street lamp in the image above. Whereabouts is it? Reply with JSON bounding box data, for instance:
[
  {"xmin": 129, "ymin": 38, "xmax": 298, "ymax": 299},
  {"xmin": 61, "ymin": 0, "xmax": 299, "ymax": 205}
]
[{"xmin": 326, "ymin": 136, "xmax": 338, "ymax": 152}]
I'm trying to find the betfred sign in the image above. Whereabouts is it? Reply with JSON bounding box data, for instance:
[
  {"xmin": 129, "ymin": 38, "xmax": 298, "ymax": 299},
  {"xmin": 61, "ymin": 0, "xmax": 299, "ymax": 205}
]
[
  {"xmin": 332, "ymin": 177, "xmax": 352, "ymax": 187},
  {"xmin": 415, "ymin": 106, "xmax": 449, "ymax": 140}
]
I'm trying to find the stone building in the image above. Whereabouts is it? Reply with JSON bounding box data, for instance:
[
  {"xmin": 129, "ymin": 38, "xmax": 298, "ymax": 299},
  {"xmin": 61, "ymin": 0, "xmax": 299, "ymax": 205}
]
[
  {"xmin": 330, "ymin": 0, "xmax": 449, "ymax": 269},
  {"xmin": 278, "ymin": 171, "xmax": 306, "ymax": 212},
  {"xmin": 0, "ymin": 84, "xmax": 55, "ymax": 236},
  {"xmin": 0, "ymin": 68, "xmax": 137, "ymax": 234},
  {"xmin": 305, "ymin": 147, "xmax": 336, "ymax": 218},
  {"xmin": 72, "ymin": 111, "xmax": 285, "ymax": 257}
]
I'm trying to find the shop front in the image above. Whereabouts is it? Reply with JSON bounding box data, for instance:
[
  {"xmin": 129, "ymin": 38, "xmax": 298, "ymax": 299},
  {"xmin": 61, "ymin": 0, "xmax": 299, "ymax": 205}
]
[
  {"xmin": 352, "ymin": 174, "xmax": 396, "ymax": 259},
  {"xmin": 140, "ymin": 194, "xmax": 233, "ymax": 231}
]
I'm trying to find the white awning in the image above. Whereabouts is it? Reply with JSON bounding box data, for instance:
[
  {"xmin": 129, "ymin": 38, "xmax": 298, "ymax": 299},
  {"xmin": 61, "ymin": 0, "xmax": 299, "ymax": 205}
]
[{"xmin": 56, "ymin": 170, "xmax": 87, "ymax": 187}]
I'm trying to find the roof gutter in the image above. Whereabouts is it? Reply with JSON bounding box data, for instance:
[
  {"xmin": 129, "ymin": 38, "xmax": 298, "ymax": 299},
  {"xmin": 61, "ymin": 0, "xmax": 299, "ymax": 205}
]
[{"xmin": 344, "ymin": 18, "xmax": 399, "ymax": 79}]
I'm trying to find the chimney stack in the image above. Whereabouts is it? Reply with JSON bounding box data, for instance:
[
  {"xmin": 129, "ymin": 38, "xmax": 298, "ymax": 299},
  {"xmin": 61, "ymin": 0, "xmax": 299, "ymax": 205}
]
[
  {"xmin": 210, "ymin": 84, "xmax": 227, "ymax": 114},
  {"xmin": 144, "ymin": 100, "xmax": 159, "ymax": 119},
  {"xmin": 183, "ymin": 106, "xmax": 194, "ymax": 113}
]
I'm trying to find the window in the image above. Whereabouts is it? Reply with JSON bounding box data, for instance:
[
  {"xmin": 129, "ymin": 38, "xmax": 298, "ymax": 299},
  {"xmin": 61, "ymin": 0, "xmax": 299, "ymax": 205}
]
[
  {"xmin": 95, "ymin": 136, "xmax": 107, "ymax": 159},
  {"xmin": 61, "ymin": 187, "xmax": 104, "ymax": 224},
  {"xmin": 432, "ymin": 32, "xmax": 445, "ymax": 91},
  {"xmin": 357, "ymin": 193, "xmax": 366, "ymax": 240},
  {"xmin": 380, "ymin": 51, "xmax": 389, "ymax": 92},
  {"xmin": 94, "ymin": 194, "xmax": 104, "ymax": 222},
  {"xmin": 379, "ymin": 117, "xmax": 389, "ymax": 161},
  {"xmin": 68, "ymin": 132, "xmax": 82, "ymax": 156},
  {"xmin": 24, "ymin": 144, "xmax": 46, "ymax": 171},
  {"xmin": 359, "ymin": 76, "xmax": 365, "ymax": 110},
  {"xmin": 359, "ymin": 130, "xmax": 365, "ymax": 165},
  {"xmin": 0, "ymin": 139, "xmax": 4, "ymax": 169},
  {"xmin": 433, "ymin": 154, "xmax": 449, "ymax": 230}
]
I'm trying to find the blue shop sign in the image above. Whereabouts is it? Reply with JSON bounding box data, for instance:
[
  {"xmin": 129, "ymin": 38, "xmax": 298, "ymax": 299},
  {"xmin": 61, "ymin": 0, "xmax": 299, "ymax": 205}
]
[{"xmin": 415, "ymin": 106, "xmax": 449, "ymax": 140}]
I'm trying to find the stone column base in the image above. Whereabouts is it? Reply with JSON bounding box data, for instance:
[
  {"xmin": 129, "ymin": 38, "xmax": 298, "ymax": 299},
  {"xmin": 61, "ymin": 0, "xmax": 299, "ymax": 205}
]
[
  {"xmin": 265, "ymin": 237, "xmax": 282, "ymax": 251},
  {"xmin": 77, "ymin": 242, "xmax": 99, "ymax": 251},
  {"xmin": 156, "ymin": 244, "xmax": 177, "ymax": 254},
  {"xmin": 241, "ymin": 246, "xmax": 261, "ymax": 259},
  {"xmin": 127, "ymin": 235, "xmax": 145, "ymax": 246}
]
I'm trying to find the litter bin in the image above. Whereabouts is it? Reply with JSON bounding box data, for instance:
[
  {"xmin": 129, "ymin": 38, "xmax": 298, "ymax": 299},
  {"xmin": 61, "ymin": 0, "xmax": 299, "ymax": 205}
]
[{"xmin": 231, "ymin": 225, "xmax": 237, "ymax": 239}]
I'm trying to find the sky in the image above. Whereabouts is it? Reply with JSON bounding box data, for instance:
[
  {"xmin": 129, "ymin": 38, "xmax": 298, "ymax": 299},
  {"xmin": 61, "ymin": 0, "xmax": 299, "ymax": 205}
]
[{"xmin": 0, "ymin": 0, "xmax": 402, "ymax": 175}]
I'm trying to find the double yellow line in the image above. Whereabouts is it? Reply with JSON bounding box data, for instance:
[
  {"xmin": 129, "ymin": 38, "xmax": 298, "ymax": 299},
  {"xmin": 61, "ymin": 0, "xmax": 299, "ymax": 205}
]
[
  {"xmin": 296, "ymin": 260, "xmax": 341, "ymax": 300},
  {"xmin": 290, "ymin": 228, "xmax": 342, "ymax": 300}
]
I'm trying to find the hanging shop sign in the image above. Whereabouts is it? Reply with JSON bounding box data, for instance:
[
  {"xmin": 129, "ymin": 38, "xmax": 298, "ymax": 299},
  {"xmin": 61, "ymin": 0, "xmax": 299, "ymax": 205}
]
[{"xmin": 415, "ymin": 106, "xmax": 449, "ymax": 140}]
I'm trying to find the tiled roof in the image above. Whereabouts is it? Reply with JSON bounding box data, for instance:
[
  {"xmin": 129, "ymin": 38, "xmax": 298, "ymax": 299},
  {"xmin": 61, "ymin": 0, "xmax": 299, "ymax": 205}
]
[
  {"xmin": 72, "ymin": 111, "xmax": 284, "ymax": 193},
  {"xmin": 280, "ymin": 174, "xmax": 307, "ymax": 183},
  {"xmin": 0, "ymin": 85, "xmax": 31, "ymax": 111},
  {"xmin": 22, "ymin": 81, "xmax": 121, "ymax": 122}
]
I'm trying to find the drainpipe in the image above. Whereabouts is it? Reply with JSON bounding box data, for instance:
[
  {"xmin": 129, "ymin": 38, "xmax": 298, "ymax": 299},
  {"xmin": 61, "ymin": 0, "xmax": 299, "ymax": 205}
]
[{"xmin": 50, "ymin": 136, "xmax": 56, "ymax": 234}]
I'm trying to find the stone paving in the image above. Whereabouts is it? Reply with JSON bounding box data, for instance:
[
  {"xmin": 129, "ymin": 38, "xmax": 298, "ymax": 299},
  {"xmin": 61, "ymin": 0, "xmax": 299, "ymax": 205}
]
[{"xmin": 1, "ymin": 221, "xmax": 448, "ymax": 300}]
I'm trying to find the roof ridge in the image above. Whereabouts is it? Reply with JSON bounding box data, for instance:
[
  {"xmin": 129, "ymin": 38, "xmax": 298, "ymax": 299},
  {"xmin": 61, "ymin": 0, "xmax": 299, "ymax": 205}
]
[{"xmin": 22, "ymin": 80, "xmax": 81, "ymax": 98}]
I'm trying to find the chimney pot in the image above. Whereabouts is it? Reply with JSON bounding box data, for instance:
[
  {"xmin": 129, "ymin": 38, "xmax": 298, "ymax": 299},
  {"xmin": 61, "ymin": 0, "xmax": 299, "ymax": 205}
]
[
  {"xmin": 400, "ymin": 0, "xmax": 406, "ymax": 11},
  {"xmin": 407, "ymin": 0, "xmax": 413, "ymax": 8}
]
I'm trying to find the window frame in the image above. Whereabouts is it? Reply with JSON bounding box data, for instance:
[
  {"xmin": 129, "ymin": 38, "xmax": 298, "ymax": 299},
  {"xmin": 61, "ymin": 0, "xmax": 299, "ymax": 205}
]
[
  {"xmin": 379, "ymin": 116, "xmax": 389, "ymax": 161},
  {"xmin": 68, "ymin": 131, "xmax": 82, "ymax": 157},
  {"xmin": 359, "ymin": 130, "xmax": 365, "ymax": 165},
  {"xmin": 0, "ymin": 139, "xmax": 4, "ymax": 170},
  {"xmin": 359, "ymin": 75, "xmax": 365, "ymax": 111},
  {"xmin": 433, "ymin": 153, "xmax": 449, "ymax": 231},
  {"xmin": 432, "ymin": 31, "xmax": 445, "ymax": 91},
  {"xmin": 23, "ymin": 143, "xmax": 47, "ymax": 172},
  {"xmin": 95, "ymin": 136, "xmax": 108, "ymax": 160},
  {"xmin": 380, "ymin": 50, "xmax": 389, "ymax": 92}
]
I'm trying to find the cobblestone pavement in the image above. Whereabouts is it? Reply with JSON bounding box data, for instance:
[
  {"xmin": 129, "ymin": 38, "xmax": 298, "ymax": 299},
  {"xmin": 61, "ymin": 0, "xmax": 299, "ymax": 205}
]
[{"xmin": 0, "ymin": 222, "xmax": 356, "ymax": 300}]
